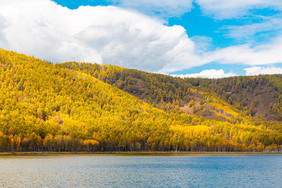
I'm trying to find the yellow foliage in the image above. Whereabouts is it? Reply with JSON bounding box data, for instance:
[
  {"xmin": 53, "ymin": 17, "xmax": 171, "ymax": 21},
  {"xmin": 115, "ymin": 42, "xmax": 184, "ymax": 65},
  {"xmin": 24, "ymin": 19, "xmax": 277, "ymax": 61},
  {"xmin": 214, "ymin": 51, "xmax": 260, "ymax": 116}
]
[
  {"xmin": 209, "ymin": 102, "xmax": 239, "ymax": 118},
  {"xmin": 0, "ymin": 48, "xmax": 281, "ymax": 152}
]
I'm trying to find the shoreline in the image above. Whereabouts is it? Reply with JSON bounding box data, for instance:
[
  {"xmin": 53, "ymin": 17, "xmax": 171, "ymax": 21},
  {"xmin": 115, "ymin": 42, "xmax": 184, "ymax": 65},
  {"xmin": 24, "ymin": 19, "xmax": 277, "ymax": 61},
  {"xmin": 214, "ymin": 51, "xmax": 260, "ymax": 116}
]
[{"xmin": 0, "ymin": 151, "xmax": 281, "ymax": 156}]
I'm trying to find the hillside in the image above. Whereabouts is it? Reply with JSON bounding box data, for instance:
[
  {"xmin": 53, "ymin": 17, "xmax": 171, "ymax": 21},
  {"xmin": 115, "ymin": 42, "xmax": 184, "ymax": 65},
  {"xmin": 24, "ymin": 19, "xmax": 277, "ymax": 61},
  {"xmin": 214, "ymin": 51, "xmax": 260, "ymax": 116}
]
[
  {"xmin": 186, "ymin": 75, "xmax": 281, "ymax": 121},
  {"xmin": 60, "ymin": 62, "xmax": 281, "ymax": 122},
  {"xmin": 0, "ymin": 49, "xmax": 281, "ymax": 152}
]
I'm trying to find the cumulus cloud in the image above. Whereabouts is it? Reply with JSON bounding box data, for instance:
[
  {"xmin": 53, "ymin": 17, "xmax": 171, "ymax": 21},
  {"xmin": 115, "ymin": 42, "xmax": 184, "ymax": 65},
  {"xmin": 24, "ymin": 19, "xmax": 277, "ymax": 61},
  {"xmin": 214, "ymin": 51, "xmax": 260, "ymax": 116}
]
[
  {"xmin": 0, "ymin": 0, "xmax": 201, "ymax": 72},
  {"xmin": 172, "ymin": 69, "xmax": 236, "ymax": 79},
  {"xmin": 245, "ymin": 66, "xmax": 282, "ymax": 75},
  {"xmin": 0, "ymin": 0, "xmax": 281, "ymax": 76},
  {"xmin": 110, "ymin": 0, "xmax": 193, "ymax": 17},
  {"xmin": 196, "ymin": 0, "xmax": 282, "ymax": 19}
]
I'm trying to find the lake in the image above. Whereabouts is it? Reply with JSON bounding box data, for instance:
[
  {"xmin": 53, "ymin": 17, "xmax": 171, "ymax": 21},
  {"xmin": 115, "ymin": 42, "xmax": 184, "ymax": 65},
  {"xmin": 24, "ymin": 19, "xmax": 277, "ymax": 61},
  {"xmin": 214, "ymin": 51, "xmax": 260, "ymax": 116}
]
[{"xmin": 0, "ymin": 154, "xmax": 281, "ymax": 187}]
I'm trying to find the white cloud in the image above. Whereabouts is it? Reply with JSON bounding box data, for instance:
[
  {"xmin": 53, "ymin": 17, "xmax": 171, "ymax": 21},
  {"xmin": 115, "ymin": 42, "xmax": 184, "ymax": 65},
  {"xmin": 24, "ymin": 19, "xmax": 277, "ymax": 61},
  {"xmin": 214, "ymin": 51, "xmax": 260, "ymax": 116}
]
[
  {"xmin": 223, "ymin": 15, "xmax": 282, "ymax": 41},
  {"xmin": 245, "ymin": 66, "xmax": 282, "ymax": 75},
  {"xmin": 204, "ymin": 36, "xmax": 282, "ymax": 66},
  {"xmin": 0, "ymin": 0, "xmax": 201, "ymax": 72},
  {"xmin": 172, "ymin": 69, "xmax": 236, "ymax": 79},
  {"xmin": 110, "ymin": 0, "xmax": 193, "ymax": 17},
  {"xmin": 190, "ymin": 36, "xmax": 213, "ymax": 53},
  {"xmin": 1, "ymin": 0, "xmax": 282, "ymax": 75},
  {"xmin": 196, "ymin": 0, "xmax": 282, "ymax": 19}
]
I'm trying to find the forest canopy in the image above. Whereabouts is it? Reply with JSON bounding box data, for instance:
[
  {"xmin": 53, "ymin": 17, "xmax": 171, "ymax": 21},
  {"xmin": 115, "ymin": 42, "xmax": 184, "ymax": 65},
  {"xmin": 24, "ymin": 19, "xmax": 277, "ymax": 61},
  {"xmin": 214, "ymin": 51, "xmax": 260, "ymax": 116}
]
[{"xmin": 0, "ymin": 49, "xmax": 281, "ymax": 152}]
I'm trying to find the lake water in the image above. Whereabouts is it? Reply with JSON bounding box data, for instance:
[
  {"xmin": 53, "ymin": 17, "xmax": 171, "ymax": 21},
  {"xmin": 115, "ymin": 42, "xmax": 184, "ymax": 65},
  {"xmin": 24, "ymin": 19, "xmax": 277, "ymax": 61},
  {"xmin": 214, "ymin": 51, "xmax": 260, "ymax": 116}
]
[{"xmin": 0, "ymin": 154, "xmax": 281, "ymax": 187}]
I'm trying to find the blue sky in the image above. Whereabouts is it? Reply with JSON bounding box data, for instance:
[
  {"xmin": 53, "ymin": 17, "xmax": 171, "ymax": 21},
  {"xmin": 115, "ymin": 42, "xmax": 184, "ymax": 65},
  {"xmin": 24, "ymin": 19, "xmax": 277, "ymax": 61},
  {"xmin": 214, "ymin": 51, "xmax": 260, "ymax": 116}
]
[{"xmin": 0, "ymin": 0, "xmax": 281, "ymax": 78}]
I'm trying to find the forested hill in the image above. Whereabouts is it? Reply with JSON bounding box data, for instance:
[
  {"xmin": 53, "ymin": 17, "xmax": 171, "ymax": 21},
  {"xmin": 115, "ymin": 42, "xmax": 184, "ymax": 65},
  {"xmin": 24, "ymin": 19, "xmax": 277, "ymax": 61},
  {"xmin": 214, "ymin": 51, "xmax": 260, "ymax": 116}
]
[
  {"xmin": 60, "ymin": 62, "xmax": 281, "ymax": 122},
  {"xmin": 185, "ymin": 75, "xmax": 281, "ymax": 121},
  {"xmin": 0, "ymin": 49, "xmax": 281, "ymax": 152}
]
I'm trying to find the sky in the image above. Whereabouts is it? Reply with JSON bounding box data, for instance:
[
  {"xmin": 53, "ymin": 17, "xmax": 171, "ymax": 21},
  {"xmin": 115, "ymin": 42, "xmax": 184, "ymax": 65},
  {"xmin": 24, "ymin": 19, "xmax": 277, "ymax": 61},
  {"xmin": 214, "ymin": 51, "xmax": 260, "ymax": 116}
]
[{"xmin": 0, "ymin": 0, "xmax": 281, "ymax": 78}]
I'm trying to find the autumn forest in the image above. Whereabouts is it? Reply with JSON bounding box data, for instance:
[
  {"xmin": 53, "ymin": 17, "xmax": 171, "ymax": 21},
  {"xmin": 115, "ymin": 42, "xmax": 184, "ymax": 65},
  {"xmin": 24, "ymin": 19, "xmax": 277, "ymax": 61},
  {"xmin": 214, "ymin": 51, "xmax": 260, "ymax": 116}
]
[{"xmin": 0, "ymin": 49, "xmax": 281, "ymax": 152}]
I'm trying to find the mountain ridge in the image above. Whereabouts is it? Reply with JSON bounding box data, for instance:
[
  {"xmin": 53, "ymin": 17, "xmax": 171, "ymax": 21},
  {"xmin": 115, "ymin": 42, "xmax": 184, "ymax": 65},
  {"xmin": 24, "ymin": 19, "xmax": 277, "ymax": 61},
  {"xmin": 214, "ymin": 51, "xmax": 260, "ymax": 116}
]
[{"xmin": 60, "ymin": 61, "xmax": 281, "ymax": 122}]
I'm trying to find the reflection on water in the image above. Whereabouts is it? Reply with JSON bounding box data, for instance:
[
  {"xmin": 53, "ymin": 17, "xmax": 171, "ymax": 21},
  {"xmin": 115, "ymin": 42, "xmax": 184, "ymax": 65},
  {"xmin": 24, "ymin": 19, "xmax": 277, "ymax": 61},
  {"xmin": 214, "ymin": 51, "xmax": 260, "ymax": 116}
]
[{"xmin": 0, "ymin": 154, "xmax": 281, "ymax": 187}]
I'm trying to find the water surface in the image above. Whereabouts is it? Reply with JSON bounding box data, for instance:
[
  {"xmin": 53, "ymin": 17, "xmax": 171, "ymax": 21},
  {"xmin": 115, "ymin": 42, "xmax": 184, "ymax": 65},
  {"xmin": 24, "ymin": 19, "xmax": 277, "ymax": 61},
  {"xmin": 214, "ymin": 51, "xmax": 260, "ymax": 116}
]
[{"xmin": 0, "ymin": 154, "xmax": 281, "ymax": 187}]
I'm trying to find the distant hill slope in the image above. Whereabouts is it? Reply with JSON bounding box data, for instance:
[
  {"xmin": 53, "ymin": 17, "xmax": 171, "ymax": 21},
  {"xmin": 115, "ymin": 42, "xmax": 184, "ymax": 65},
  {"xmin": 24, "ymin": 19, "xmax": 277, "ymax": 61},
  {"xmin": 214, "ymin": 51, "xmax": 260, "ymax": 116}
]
[
  {"xmin": 185, "ymin": 75, "xmax": 282, "ymax": 121},
  {"xmin": 60, "ymin": 62, "xmax": 281, "ymax": 122},
  {"xmin": 0, "ymin": 49, "xmax": 281, "ymax": 152}
]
